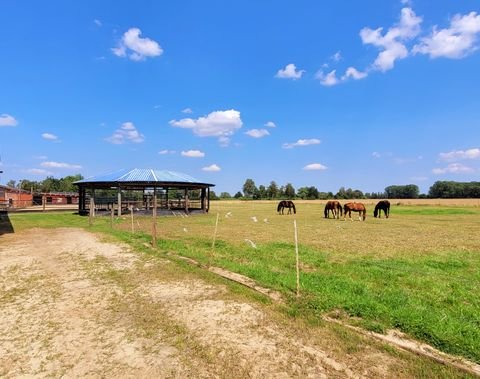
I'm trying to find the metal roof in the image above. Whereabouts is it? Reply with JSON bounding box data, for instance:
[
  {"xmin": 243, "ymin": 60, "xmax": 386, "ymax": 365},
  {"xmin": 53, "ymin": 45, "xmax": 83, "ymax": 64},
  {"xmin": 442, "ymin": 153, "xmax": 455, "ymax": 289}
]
[{"xmin": 74, "ymin": 168, "xmax": 214, "ymax": 187}]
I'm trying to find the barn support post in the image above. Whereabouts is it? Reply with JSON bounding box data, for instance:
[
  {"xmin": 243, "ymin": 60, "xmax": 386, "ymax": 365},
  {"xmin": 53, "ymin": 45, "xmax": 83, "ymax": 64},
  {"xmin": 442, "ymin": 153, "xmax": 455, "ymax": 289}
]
[
  {"xmin": 184, "ymin": 188, "xmax": 189, "ymax": 214},
  {"xmin": 117, "ymin": 187, "xmax": 122, "ymax": 216},
  {"xmin": 42, "ymin": 194, "xmax": 46, "ymax": 212},
  {"xmin": 152, "ymin": 187, "xmax": 157, "ymax": 247},
  {"xmin": 207, "ymin": 187, "xmax": 210, "ymax": 213}
]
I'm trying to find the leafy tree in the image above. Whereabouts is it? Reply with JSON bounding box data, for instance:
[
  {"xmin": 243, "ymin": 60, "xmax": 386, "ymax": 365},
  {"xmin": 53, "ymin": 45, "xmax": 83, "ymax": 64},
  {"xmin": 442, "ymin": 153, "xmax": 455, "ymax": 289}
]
[
  {"xmin": 219, "ymin": 192, "xmax": 231, "ymax": 199},
  {"xmin": 242, "ymin": 179, "xmax": 257, "ymax": 199},
  {"xmin": 6, "ymin": 180, "xmax": 16, "ymax": 188},
  {"xmin": 210, "ymin": 190, "xmax": 219, "ymax": 200},
  {"xmin": 266, "ymin": 181, "xmax": 279, "ymax": 199},
  {"xmin": 284, "ymin": 183, "xmax": 295, "ymax": 199},
  {"xmin": 234, "ymin": 191, "xmax": 243, "ymax": 199},
  {"xmin": 385, "ymin": 184, "xmax": 419, "ymax": 199},
  {"xmin": 258, "ymin": 185, "xmax": 267, "ymax": 199}
]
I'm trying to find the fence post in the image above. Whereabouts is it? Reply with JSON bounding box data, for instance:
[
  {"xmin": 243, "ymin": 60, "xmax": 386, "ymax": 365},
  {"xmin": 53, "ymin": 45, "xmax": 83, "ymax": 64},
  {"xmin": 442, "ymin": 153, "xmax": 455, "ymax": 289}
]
[
  {"xmin": 294, "ymin": 219, "xmax": 300, "ymax": 298},
  {"xmin": 211, "ymin": 212, "xmax": 219, "ymax": 249},
  {"xmin": 152, "ymin": 189, "xmax": 157, "ymax": 247}
]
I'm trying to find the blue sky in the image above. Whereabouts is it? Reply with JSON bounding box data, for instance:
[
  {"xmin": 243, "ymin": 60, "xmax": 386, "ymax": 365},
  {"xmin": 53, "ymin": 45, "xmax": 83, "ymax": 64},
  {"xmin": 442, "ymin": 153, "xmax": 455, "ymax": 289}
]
[{"xmin": 1, "ymin": 0, "xmax": 479, "ymax": 195}]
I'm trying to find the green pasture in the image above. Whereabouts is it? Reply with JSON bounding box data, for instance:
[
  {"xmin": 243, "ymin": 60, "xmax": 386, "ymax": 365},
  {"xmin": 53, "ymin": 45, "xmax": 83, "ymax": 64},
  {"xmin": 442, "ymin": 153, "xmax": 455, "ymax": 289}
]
[{"xmin": 4, "ymin": 201, "xmax": 480, "ymax": 364}]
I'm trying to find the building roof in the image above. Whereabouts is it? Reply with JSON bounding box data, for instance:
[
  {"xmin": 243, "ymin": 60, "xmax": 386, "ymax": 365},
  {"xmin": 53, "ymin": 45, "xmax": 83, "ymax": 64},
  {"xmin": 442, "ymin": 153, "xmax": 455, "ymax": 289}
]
[{"xmin": 74, "ymin": 168, "xmax": 214, "ymax": 188}]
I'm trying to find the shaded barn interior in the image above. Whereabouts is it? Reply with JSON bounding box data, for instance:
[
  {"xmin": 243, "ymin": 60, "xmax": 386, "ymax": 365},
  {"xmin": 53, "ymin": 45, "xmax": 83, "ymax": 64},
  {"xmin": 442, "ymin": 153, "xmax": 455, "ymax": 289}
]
[{"xmin": 74, "ymin": 168, "xmax": 214, "ymax": 216}]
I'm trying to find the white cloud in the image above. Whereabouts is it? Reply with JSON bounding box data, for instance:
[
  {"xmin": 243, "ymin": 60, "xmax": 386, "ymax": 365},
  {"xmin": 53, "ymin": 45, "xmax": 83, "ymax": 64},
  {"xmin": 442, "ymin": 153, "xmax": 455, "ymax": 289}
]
[
  {"xmin": 432, "ymin": 163, "xmax": 475, "ymax": 174},
  {"xmin": 282, "ymin": 138, "xmax": 321, "ymax": 149},
  {"xmin": 342, "ymin": 66, "xmax": 368, "ymax": 81},
  {"xmin": 0, "ymin": 114, "xmax": 18, "ymax": 127},
  {"xmin": 181, "ymin": 150, "xmax": 205, "ymax": 158},
  {"xmin": 106, "ymin": 122, "xmax": 145, "ymax": 144},
  {"xmin": 439, "ymin": 148, "xmax": 480, "ymax": 161},
  {"xmin": 158, "ymin": 149, "xmax": 176, "ymax": 155},
  {"xmin": 275, "ymin": 63, "xmax": 305, "ymax": 80},
  {"xmin": 360, "ymin": 7, "xmax": 422, "ymax": 71},
  {"xmin": 332, "ymin": 51, "xmax": 342, "ymax": 61},
  {"xmin": 112, "ymin": 27, "xmax": 163, "ymax": 61},
  {"xmin": 264, "ymin": 121, "xmax": 276, "ymax": 128},
  {"xmin": 413, "ymin": 12, "xmax": 480, "ymax": 58},
  {"xmin": 182, "ymin": 108, "xmax": 193, "ymax": 114},
  {"xmin": 33, "ymin": 155, "xmax": 48, "ymax": 160},
  {"xmin": 303, "ymin": 163, "xmax": 328, "ymax": 171},
  {"xmin": 245, "ymin": 129, "xmax": 270, "ymax": 138},
  {"xmin": 41, "ymin": 161, "xmax": 82, "ymax": 169},
  {"xmin": 315, "ymin": 69, "xmax": 340, "ymax": 86},
  {"xmin": 202, "ymin": 164, "xmax": 221, "ymax": 172},
  {"xmin": 170, "ymin": 109, "xmax": 242, "ymax": 146},
  {"xmin": 24, "ymin": 168, "xmax": 53, "ymax": 175},
  {"xmin": 41, "ymin": 133, "xmax": 59, "ymax": 141},
  {"xmin": 94, "ymin": 19, "xmax": 102, "ymax": 27}
]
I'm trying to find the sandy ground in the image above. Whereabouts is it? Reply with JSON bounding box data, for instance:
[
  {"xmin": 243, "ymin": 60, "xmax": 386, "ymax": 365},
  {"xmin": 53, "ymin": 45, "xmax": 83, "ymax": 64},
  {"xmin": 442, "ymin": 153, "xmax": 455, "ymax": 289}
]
[{"xmin": 0, "ymin": 228, "xmax": 444, "ymax": 378}]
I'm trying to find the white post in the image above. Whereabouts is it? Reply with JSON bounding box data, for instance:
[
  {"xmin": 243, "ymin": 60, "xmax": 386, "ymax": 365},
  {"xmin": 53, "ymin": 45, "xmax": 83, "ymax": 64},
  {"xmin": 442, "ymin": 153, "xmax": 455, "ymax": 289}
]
[
  {"xmin": 294, "ymin": 219, "xmax": 300, "ymax": 298},
  {"xmin": 211, "ymin": 212, "xmax": 219, "ymax": 249},
  {"xmin": 130, "ymin": 206, "xmax": 134, "ymax": 234}
]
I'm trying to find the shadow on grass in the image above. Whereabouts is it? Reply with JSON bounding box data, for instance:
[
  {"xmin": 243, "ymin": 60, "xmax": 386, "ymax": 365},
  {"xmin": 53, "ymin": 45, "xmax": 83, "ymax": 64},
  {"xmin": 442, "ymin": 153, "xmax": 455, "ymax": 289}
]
[{"xmin": 0, "ymin": 211, "xmax": 14, "ymax": 235}]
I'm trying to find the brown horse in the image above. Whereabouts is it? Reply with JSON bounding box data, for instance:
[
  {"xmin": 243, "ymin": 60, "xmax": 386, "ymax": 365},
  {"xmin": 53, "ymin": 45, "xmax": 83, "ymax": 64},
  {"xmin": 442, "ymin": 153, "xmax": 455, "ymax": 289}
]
[
  {"xmin": 277, "ymin": 200, "xmax": 296, "ymax": 215},
  {"xmin": 324, "ymin": 200, "xmax": 342, "ymax": 219},
  {"xmin": 343, "ymin": 202, "xmax": 366, "ymax": 221},
  {"xmin": 374, "ymin": 200, "xmax": 390, "ymax": 218}
]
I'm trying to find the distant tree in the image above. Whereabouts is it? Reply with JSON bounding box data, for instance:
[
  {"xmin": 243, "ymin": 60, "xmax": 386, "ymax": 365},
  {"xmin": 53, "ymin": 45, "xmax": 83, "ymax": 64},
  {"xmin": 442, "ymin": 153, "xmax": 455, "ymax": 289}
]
[
  {"xmin": 6, "ymin": 180, "xmax": 16, "ymax": 188},
  {"xmin": 429, "ymin": 181, "xmax": 480, "ymax": 198},
  {"xmin": 234, "ymin": 191, "xmax": 243, "ymax": 199},
  {"xmin": 284, "ymin": 183, "xmax": 296, "ymax": 199},
  {"xmin": 242, "ymin": 179, "xmax": 257, "ymax": 199},
  {"xmin": 258, "ymin": 185, "xmax": 267, "ymax": 199},
  {"xmin": 266, "ymin": 181, "xmax": 279, "ymax": 199},
  {"xmin": 210, "ymin": 190, "xmax": 219, "ymax": 200},
  {"xmin": 219, "ymin": 192, "xmax": 231, "ymax": 199},
  {"xmin": 385, "ymin": 184, "xmax": 419, "ymax": 199},
  {"xmin": 297, "ymin": 187, "xmax": 308, "ymax": 200},
  {"xmin": 335, "ymin": 187, "xmax": 347, "ymax": 199}
]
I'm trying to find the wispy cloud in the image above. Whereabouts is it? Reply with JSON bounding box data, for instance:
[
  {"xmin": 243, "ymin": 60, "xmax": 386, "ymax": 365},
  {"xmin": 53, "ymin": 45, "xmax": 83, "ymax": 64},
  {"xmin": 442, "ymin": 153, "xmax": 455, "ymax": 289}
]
[
  {"xmin": 275, "ymin": 63, "xmax": 305, "ymax": 80},
  {"xmin": 41, "ymin": 133, "xmax": 59, "ymax": 141},
  {"xmin": 264, "ymin": 121, "xmax": 276, "ymax": 128},
  {"xmin": 439, "ymin": 148, "xmax": 480, "ymax": 161},
  {"xmin": 202, "ymin": 164, "xmax": 221, "ymax": 172},
  {"xmin": 24, "ymin": 168, "xmax": 53, "ymax": 175},
  {"xmin": 303, "ymin": 163, "xmax": 328, "ymax": 171},
  {"xmin": 40, "ymin": 161, "xmax": 82, "ymax": 169},
  {"xmin": 158, "ymin": 149, "xmax": 176, "ymax": 155},
  {"xmin": 332, "ymin": 51, "xmax": 342, "ymax": 62},
  {"xmin": 413, "ymin": 12, "xmax": 480, "ymax": 59},
  {"xmin": 245, "ymin": 129, "xmax": 270, "ymax": 138},
  {"xmin": 93, "ymin": 19, "xmax": 102, "ymax": 27},
  {"xmin": 342, "ymin": 67, "xmax": 368, "ymax": 81},
  {"xmin": 170, "ymin": 109, "xmax": 242, "ymax": 146},
  {"xmin": 0, "ymin": 114, "xmax": 18, "ymax": 127},
  {"xmin": 181, "ymin": 150, "xmax": 205, "ymax": 158},
  {"xmin": 283, "ymin": 138, "xmax": 321, "ymax": 149},
  {"xmin": 315, "ymin": 70, "xmax": 340, "ymax": 86},
  {"xmin": 182, "ymin": 107, "xmax": 193, "ymax": 114},
  {"xmin": 112, "ymin": 27, "xmax": 163, "ymax": 61},
  {"xmin": 106, "ymin": 122, "xmax": 145, "ymax": 144},
  {"xmin": 432, "ymin": 163, "xmax": 475, "ymax": 174}
]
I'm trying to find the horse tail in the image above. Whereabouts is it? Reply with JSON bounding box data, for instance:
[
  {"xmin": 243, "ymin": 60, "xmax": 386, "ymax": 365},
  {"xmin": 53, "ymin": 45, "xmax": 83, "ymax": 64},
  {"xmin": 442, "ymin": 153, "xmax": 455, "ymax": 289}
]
[{"xmin": 292, "ymin": 202, "xmax": 296, "ymax": 214}]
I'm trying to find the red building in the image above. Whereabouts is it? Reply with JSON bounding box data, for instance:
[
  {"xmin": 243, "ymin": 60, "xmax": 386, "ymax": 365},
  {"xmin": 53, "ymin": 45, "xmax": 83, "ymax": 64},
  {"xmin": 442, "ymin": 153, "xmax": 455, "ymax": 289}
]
[
  {"xmin": 33, "ymin": 192, "xmax": 79, "ymax": 205},
  {"xmin": 0, "ymin": 185, "xmax": 33, "ymax": 209}
]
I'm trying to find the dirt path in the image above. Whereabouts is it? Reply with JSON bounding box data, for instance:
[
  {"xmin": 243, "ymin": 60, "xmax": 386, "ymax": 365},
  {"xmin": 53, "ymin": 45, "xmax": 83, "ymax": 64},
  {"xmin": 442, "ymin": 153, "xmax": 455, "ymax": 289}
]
[{"xmin": 0, "ymin": 228, "xmax": 452, "ymax": 378}]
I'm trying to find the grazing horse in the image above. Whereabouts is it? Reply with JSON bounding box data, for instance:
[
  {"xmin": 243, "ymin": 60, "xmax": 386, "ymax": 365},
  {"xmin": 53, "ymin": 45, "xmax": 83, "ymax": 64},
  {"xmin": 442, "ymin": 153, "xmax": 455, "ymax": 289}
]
[
  {"xmin": 343, "ymin": 202, "xmax": 366, "ymax": 221},
  {"xmin": 324, "ymin": 200, "xmax": 343, "ymax": 219},
  {"xmin": 277, "ymin": 200, "xmax": 296, "ymax": 215},
  {"xmin": 374, "ymin": 200, "xmax": 390, "ymax": 218}
]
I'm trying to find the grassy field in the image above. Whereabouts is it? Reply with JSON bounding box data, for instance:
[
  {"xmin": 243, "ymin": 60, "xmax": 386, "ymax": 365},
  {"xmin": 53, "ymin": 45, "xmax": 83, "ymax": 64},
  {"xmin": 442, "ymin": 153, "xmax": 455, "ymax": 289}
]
[{"xmin": 6, "ymin": 199, "xmax": 480, "ymax": 365}]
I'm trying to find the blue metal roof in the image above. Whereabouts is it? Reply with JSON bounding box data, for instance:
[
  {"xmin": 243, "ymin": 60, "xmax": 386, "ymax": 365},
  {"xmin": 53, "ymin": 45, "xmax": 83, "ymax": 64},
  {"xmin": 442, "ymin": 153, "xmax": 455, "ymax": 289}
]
[{"xmin": 74, "ymin": 168, "xmax": 214, "ymax": 186}]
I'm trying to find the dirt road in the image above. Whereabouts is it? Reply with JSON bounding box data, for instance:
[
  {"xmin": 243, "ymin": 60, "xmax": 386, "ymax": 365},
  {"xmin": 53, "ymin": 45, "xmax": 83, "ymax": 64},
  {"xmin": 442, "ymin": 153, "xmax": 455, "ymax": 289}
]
[{"xmin": 0, "ymin": 228, "xmax": 444, "ymax": 378}]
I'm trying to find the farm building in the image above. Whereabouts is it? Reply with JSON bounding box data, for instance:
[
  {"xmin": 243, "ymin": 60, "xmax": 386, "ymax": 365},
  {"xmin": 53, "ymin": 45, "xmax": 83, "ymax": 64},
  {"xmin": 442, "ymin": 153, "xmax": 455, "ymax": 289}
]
[
  {"xmin": 32, "ymin": 192, "xmax": 79, "ymax": 206},
  {"xmin": 0, "ymin": 185, "xmax": 33, "ymax": 209},
  {"xmin": 74, "ymin": 168, "xmax": 215, "ymax": 216}
]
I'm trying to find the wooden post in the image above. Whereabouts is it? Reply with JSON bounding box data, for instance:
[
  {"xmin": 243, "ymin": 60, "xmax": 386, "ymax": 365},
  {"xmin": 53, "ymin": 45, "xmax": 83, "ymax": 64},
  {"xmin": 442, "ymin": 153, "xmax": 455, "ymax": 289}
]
[
  {"xmin": 92, "ymin": 189, "xmax": 95, "ymax": 218},
  {"xmin": 211, "ymin": 212, "xmax": 219, "ymax": 249},
  {"xmin": 184, "ymin": 188, "xmax": 188, "ymax": 214},
  {"xmin": 294, "ymin": 219, "xmax": 300, "ymax": 298},
  {"xmin": 117, "ymin": 187, "xmax": 122, "ymax": 216},
  {"xmin": 130, "ymin": 206, "xmax": 134, "ymax": 234},
  {"xmin": 110, "ymin": 206, "xmax": 114, "ymax": 228},
  {"xmin": 89, "ymin": 195, "xmax": 95, "ymax": 226},
  {"xmin": 42, "ymin": 195, "xmax": 46, "ymax": 212},
  {"xmin": 152, "ymin": 188, "xmax": 157, "ymax": 247}
]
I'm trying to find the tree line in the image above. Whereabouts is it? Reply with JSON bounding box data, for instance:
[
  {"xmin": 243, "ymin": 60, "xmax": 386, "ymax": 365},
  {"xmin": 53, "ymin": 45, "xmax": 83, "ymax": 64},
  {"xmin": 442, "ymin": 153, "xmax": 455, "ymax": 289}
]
[
  {"xmin": 5, "ymin": 175, "xmax": 480, "ymax": 199},
  {"xmin": 211, "ymin": 179, "xmax": 480, "ymax": 200},
  {"xmin": 5, "ymin": 175, "xmax": 83, "ymax": 193}
]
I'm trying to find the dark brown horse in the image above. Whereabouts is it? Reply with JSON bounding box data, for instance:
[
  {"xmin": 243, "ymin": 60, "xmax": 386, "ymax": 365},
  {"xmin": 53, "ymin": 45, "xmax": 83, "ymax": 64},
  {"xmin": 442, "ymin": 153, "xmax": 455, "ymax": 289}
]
[
  {"xmin": 343, "ymin": 202, "xmax": 366, "ymax": 221},
  {"xmin": 374, "ymin": 200, "xmax": 390, "ymax": 218},
  {"xmin": 277, "ymin": 200, "xmax": 296, "ymax": 215},
  {"xmin": 324, "ymin": 200, "xmax": 342, "ymax": 219}
]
